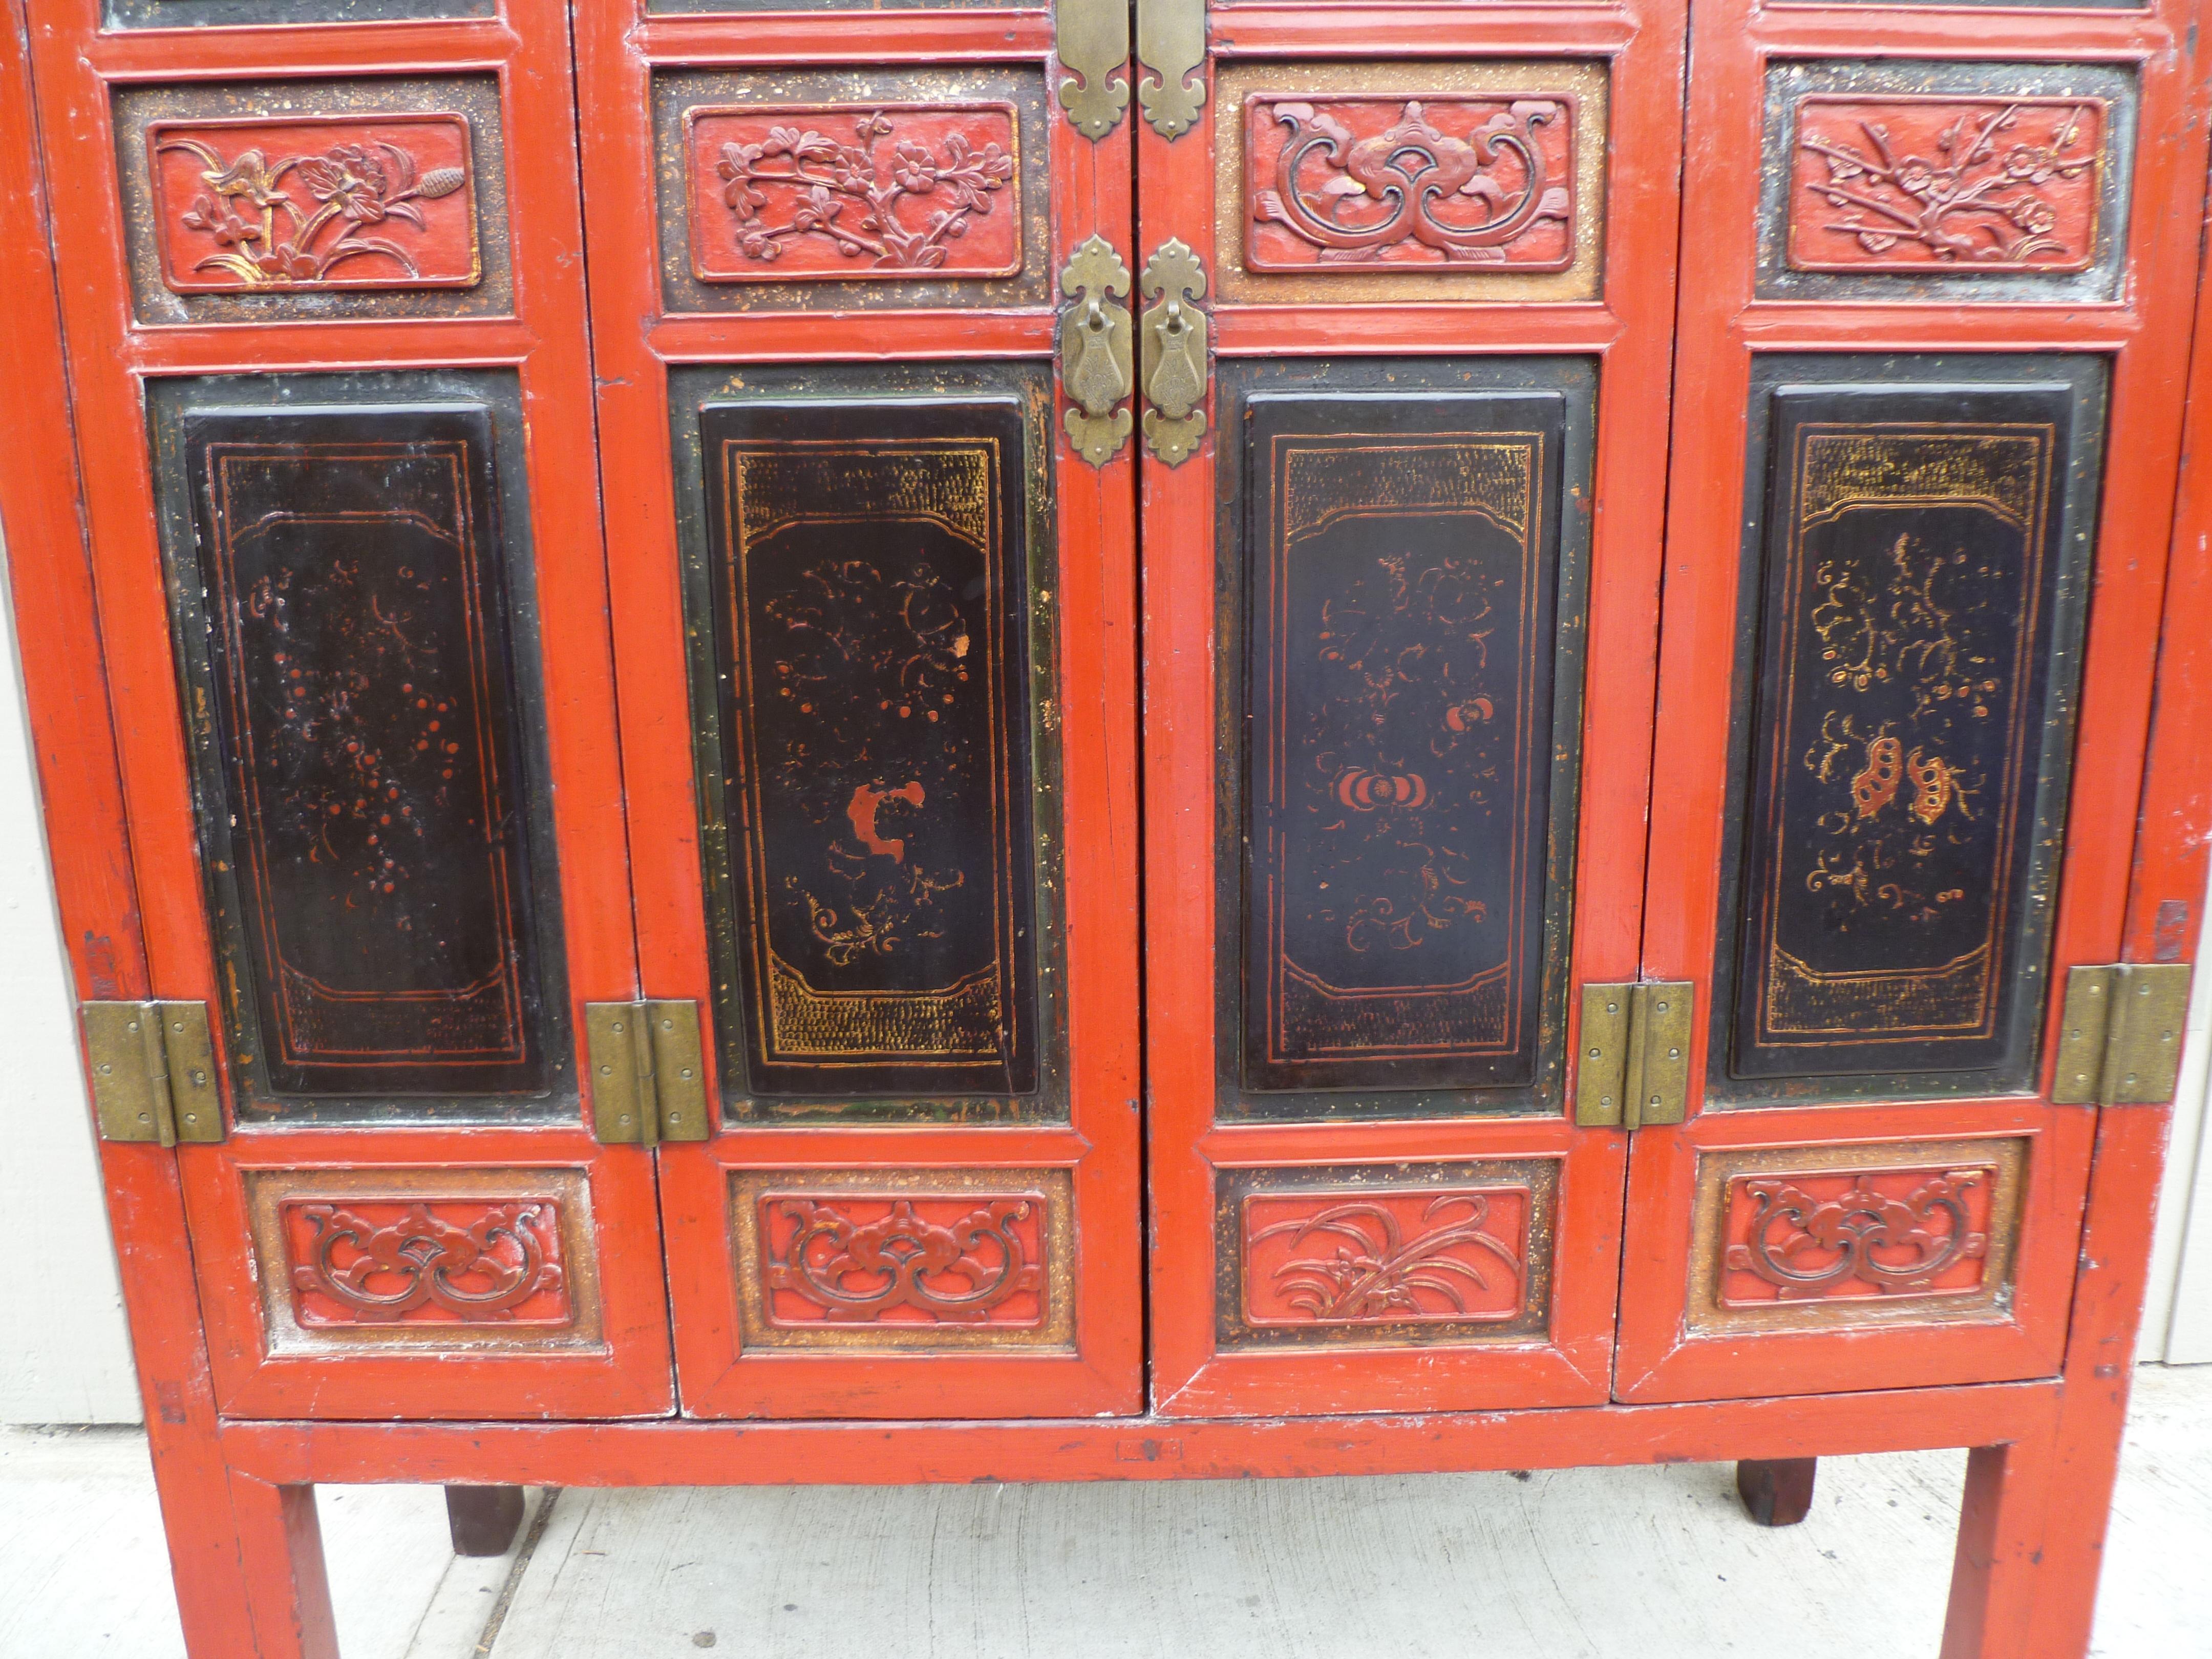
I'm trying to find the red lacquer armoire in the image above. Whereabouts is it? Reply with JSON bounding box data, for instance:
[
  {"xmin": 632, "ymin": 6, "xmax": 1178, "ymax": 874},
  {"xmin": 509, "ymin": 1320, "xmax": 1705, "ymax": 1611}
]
[{"xmin": 1, "ymin": 0, "xmax": 2208, "ymax": 1649}]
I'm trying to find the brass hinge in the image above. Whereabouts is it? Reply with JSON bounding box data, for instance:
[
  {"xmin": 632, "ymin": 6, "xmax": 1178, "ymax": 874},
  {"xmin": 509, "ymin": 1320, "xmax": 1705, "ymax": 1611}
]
[
  {"xmin": 80, "ymin": 1000, "xmax": 222, "ymax": 1145},
  {"xmin": 1575, "ymin": 982, "xmax": 1694, "ymax": 1130},
  {"xmin": 585, "ymin": 1001, "xmax": 711, "ymax": 1144},
  {"xmin": 2050, "ymin": 963, "xmax": 2193, "ymax": 1105}
]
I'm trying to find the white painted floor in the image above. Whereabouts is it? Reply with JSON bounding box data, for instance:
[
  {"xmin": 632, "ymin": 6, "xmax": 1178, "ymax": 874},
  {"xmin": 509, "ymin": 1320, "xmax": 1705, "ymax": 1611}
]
[{"xmin": 3, "ymin": 1366, "xmax": 2207, "ymax": 1659}]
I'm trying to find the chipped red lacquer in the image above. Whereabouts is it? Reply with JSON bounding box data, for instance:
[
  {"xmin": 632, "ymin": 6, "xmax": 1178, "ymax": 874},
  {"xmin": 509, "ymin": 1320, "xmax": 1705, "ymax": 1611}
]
[
  {"xmin": 1787, "ymin": 95, "xmax": 2105, "ymax": 275},
  {"xmin": 148, "ymin": 115, "xmax": 480, "ymax": 293},
  {"xmin": 685, "ymin": 102, "xmax": 1022, "ymax": 283},
  {"xmin": 281, "ymin": 1198, "xmax": 571, "ymax": 1329},
  {"xmin": 1241, "ymin": 1188, "xmax": 1529, "ymax": 1326},
  {"xmin": 1244, "ymin": 93, "xmax": 1576, "ymax": 272},
  {"xmin": 1717, "ymin": 1165, "xmax": 1994, "ymax": 1307},
  {"xmin": 3, "ymin": 0, "xmax": 2211, "ymax": 1654}
]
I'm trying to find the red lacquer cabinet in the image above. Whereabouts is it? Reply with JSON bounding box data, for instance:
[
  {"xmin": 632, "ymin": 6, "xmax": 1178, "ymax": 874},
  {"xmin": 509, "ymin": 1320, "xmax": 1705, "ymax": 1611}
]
[{"xmin": 1, "ymin": 0, "xmax": 2209, "ymax": 1649}]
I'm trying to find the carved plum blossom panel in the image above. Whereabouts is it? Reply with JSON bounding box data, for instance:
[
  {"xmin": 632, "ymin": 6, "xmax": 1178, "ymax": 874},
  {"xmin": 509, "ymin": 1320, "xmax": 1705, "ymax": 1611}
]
[
  {"xmin": 1245, "ymin": 94, "xmax": 1575, "ymax": 274},
  {"xmin": 147, "ymin": 114, "xmax": 480, "ymax": 294},
  {"xmin": 686, "ymin": 102, "xmax": 1022, "ymax": 284},
  {"xmin": 1718, "ymin": 1164, "xmax": 1994, "ymax": 1307},
  {"xmin": 280, "ymin": 1196, "xmax": 572, "ymax": 1328},
  {"xmin": 1242, "ymin": 1187, "xmax": 1530, "ymax": 1327},
  {"xmin": 731, "ymin": 1169, "xmax": 1074, "ymax": 1351},
  {"xmin": 1788, "ymin": 95, "xmax": 2106, "ymax": 275}
]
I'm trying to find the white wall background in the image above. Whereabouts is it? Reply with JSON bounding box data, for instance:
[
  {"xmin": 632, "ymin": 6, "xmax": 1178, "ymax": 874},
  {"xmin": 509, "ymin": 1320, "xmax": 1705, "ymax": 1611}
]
[{"xmin": 0, "ymin": 512, "xmax": 2205, "ymax": 1423}]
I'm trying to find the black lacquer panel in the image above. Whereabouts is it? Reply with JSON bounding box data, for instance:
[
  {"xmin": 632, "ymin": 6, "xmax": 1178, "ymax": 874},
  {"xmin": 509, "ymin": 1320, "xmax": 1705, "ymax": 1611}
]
[
  {"xmin": 181, "ymin": 405, "xmax": 550, "ymax": 1098},
  {"xmin": 1733, "ymin": 382, "xmax": 2080, "ymax": 1081},
  {"xmin": 1241, "ymin": 391, "xmax": 1568, "ymax": 1092},
  {"xmin": 700, "ymin": 398, "xmax": 1039, "ymax": 1098}
]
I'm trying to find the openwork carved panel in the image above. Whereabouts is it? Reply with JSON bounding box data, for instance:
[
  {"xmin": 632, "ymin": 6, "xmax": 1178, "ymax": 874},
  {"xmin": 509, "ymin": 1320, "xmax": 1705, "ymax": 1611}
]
[
  {"xmin": 1756, "ymin": 62, "xmax": 2136, "ymax": 305},
  {"xmin": 283, "ymin": 1198, "xmax": 570, "ymax": 1327},
  {"xmin": 684, "ymin": 103, "xmax": 1021, "ymax": 283},
  {"xmin": 654, "ymin": 69, "xmax": 1051, "ymax": 314},
  {"xmin": 246, "ymin": 1168, "xmax": 603, "ymax": 1355},
  {"xmin": 147, "ymin": 114, "xmax": 480, "ymax": 294},
  {"xmin": 1788, "ymin": 96, "xmax": 2104, "ymax": 274},
  {"xmin": 700, "ymin": 397, "xmax": 1039, "ymax": 1099},
  {"xmin": 1245, "ymin": 94, "xmax": 1574, "ymax": 274},
  {"xmin": 1688, "ymin": 1140, "xmax": 2026, "ymax": 1335},
  {"xmin": 731, "ymin": 1169, "xmax": 1073, "ymax": 1352},
  {"xmin": 1732, "ymin": 382, "xmax": 2081, "ymax": 1082},
  {"xmin": 114, "ymin": 78, "xmax": 512, "ymax": 326},
  {"xmin": 1240, "ymin": 391, "xmax": 1566, "ymax": 1092},
  {"xmin": 1218, "ymin": 1161, "xmax": 1557, "ymax": 1349},
  {"xmin": 1216, "ymin": 61, "xmax": 1608, "ymax": 306}
]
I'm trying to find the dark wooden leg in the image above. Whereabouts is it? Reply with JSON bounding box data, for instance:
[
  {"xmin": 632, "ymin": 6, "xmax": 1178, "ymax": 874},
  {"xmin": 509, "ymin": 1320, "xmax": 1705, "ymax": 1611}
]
[
  {"xmin": 1735, "ymin": 1456, "xmax": 1817, "ymax": 1526},
  {"xmin": 444, "ymin": 1485, "xmax": 528, "ymax": 1557}
]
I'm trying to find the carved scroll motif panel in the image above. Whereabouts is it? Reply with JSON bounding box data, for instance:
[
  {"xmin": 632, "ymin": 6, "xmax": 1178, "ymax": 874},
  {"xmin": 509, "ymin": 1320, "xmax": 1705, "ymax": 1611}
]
[
  {"xmin": 178, "ymin": 403, "xmax": 555, "ymax": 1101},
  {"xmin": 147, "ymin": 114, "xmax": 481, "ymax": 294},
  {"xmin": 246, "ymin": 1168, "xmax": 603, "ymax": 1355},
  {"xmin": 1216, "ymin": 60, "xmax": 1608, "ymax": 306},
  {"xmin": 731, "ymin": 1169, "xmax": 1074, "ymax": 1352},
  {"xmin": 1240, "ymin": 392, "xmax": 1566, "ymax": 1092},
  {"xmin": 700, "ymin": 398, "xmax": 1039, "ymax": 1100},
  {"xmin": 1731, "ymin": 384, "xmax": 2080, "ymax": 1082},
  {"xmin": 1217, "ymin": 1161, "xmax": 1558, "ymax": 1350},
  {"xmin": 1687, "ymin": 1140, "xmax": 2027, "ymax": 1335}
]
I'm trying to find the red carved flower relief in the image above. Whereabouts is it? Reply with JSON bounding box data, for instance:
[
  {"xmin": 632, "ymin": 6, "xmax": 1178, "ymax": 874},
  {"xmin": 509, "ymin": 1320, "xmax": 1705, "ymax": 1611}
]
[{"xmin": 1241, "ymin": 1187, "xmax": 1530, "ymax": 1326}]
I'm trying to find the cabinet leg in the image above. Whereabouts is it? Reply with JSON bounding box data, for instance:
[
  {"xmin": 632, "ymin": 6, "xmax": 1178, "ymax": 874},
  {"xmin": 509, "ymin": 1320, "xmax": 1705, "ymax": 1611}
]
[
  {"xmin": 1735, "ymin": 1457, "xmax": 1817, "ymax": 1526},
  {"xmin": 445, "ymin": 1484, "xmax": 527, "ymax": 1557},
  {"xmin": 226, "ymin": 1472, "xmax": 341, "ymax": 1659}
]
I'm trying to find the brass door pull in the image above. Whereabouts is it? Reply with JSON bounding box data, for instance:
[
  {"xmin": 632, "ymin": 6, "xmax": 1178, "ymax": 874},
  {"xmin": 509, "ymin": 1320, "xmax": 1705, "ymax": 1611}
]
[
  {"xmin": 1058, "ymin": 236, "xmax": 1135, "ymax": 466},
  {"xmin": 1139, "ymin": 239, "xmax": 1208, "ymax": 465}
]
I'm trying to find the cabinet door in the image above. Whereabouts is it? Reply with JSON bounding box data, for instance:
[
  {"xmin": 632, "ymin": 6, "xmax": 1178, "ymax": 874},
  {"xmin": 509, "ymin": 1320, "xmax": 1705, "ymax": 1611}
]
[
  {"xmin": 24, "ymin": 0, "xmax": 672, "ymax": 1417},
  {"xmin": 576, "ymin": 0, "xmax": 1143, "ymax": 1417},
  {"xmin": 1139, "ymin": 0, "xmax": 1686, "ymax": 1414},
  {"xmin": 1618, "ymin": 0, "xmax": 2210, "ymax": 1402}
]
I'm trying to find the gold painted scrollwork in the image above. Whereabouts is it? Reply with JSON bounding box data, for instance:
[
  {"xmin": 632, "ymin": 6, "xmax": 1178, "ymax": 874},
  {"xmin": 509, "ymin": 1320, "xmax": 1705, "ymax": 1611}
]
[
  {"xmin": 1140, "ymin": 238, "xmax": 1208, "ymax": 466},
  {"xmin": 1055, "ymin": 0, "xmax": 1131, "ymax": 140},
  {"xmin": 1136, "ymin": 0, "xmax": 1207, "ymax": 141},
  {"xmin": 1057, "ymin": 236, "xmax": 1135, "ymax": 466}
]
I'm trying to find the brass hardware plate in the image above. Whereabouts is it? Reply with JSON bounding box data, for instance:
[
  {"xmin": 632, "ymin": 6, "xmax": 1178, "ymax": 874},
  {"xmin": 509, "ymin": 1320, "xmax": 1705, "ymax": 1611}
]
[
  {"xmin": 1057, "ymin": 236, "xmax": 1134, "ymax": 466},
  {"xmin": 1055, "ymin": 0, "xmax": 1130, "ymax": 140},
  {"xmin": 1575, "ymin": 984, "xmax": 1631, "ymax": 1127},
  {"xmin": 587, "ymin": 1000, "xmax": 711, "ymax": 1144},
  {"xmin": 1574, "ymin": 982, "xmax": 1694, "ymax": 1130},
  {"xmin": 1136, "ymin": 0, "xmax": 1206, "ymax": 140},
  {"xmin": 1139, "ymin": 239, "xmax": 1208, "ymax": 465},
  {"xmin": 2053, "ymin": 963, "xmax": 2192, "ymax": 1105},
  {"xmin": 81, "ymin": 999, "xmax": 222, "ymax": 1145}
]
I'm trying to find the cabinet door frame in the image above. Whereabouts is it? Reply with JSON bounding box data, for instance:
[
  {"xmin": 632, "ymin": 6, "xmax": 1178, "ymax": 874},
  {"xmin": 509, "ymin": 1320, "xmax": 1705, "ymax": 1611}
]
[
  {"xmin": 574, "ymin": 0, "xmax": 1144, "ymax": 1420},
  {"xmin": 1618, "ymin": 0, "xmax": 2212, "ymax": 1403},
  {"xmin": 22, "ymin": 0, "xmax": 673, "ymax": 1420},
  {"xmin": 1139, "ymin": 0, "xmax": 1688, "ymax": 1416}
]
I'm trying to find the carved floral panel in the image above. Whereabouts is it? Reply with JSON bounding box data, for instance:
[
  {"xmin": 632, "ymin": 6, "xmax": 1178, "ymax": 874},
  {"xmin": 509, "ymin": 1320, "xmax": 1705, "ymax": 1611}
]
[
  {"xmin": 281, "ymin": 1197, "xmax": 571, "ymax": 1327},
  {"xmin": 1245, "ymin": 94, "xmax": 1575, "ymax": 274},
  {"xmin": 1687, "ymin": 1139, "xmax": 2026, "ymax": 1334},
  {"xmin": 1216, "ymin": 1160, "xmax": 1558, "ymax": 1349},
  {"xmin": 731, "ymin": 1169, "xmax": 1073, "ymax": 1351},
  {"xmin": 686, "ymin": 102, "xmax": 1022, "ymax": 283},
  {"xmin": 1242, "ymin": 1187, "xmax": 1530, "ymax": 1327},
  {"xmin": 1788, "ymin": 95, "xmax": 2106, "ymax": 274},
  {"xmin": 147, "ymin": 114, "xmax": 480, "ymax": 294},
  {"xmin": 1718, "ymin": 1164, "xmax": 1995, "ymax": 1306}
]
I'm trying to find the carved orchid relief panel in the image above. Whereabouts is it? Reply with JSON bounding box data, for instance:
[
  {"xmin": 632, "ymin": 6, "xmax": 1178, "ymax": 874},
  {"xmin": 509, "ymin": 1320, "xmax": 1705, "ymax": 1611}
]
[
  {"xmin": 1241, "ymin": 1187, "xmax": 1530, "ymax": 1327},
  {"xmin": 732, "ymin": 1170, "xmax": 1073, "ymax": 1351},
  {"xmin": 281, "ymin": 1197, "xmax": 572, "ymax": 1328},
  {"xmin": 1788, "ymin": 96, "xmax": 2107, "ymax": 274},
  {"xmin": 147, "ymin": 114, "xmax": 480, "ymax": 293},
  {"xmin": 1244, "ymin": 94, "xmax": 1575, "ymax": 274},
  {"xmin": 686, "ymin": 102, "xmax": 1023, "ymax": 283}
]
